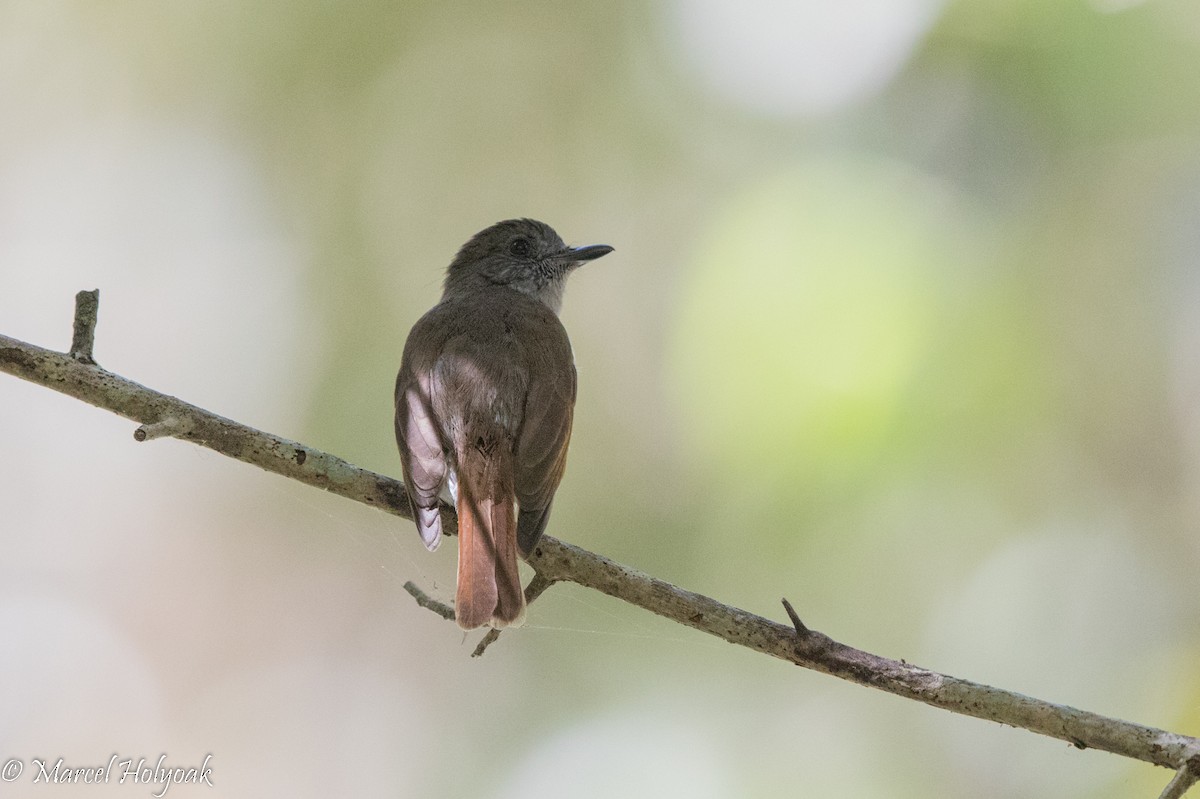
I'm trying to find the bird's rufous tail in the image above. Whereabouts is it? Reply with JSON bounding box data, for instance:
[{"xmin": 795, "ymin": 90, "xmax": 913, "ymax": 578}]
[{"xmin": 455, "ymin": 477, "xmax": 525, "ymax": 630}]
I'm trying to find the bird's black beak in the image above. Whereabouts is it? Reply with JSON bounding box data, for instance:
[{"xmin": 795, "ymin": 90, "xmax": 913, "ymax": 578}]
[{"xmin": 556, "ymin": 244, "xmax": 613, "ymax": 264}]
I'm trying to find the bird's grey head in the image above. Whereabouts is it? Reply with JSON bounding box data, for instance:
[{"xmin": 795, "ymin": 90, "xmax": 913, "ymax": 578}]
[{"xmin": 443, "ymin": 218, "xmax": 613, "ymax": 313}]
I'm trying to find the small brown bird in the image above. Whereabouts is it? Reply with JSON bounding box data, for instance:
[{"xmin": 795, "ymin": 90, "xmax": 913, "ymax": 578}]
[{"xmin": 395, "ymin": 219, "xmax": 612, "ymax": 629}]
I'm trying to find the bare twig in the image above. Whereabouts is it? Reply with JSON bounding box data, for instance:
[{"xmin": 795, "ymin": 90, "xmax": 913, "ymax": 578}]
[
  {"xmin": 1161, "ymin": 755, "xmax": 1200, "ymax": 799},
  {"xmin": 2, "ymin": 293, "xmax": 1199, "ymax": 792},
  {"xmin": 470, "ymin": 573, "xmax": 557, "ymax": 657},
  {"xmin": 402, "ymin": 581, "xmax": 456, "ymax": 622},
  {"xmin": 404, "ymin": 570, "xmax": 558, "ymax": 656},
  {"xmin": 69, "ymin": 289, "xmax": 99, "ymax": 364}
]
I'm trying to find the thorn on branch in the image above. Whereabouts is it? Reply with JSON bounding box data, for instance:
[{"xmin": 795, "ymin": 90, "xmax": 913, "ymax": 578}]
[
  {"xmin": 782, "ymin": 597, "xmax": 811, "ymax": 637},
  {"xmin": 133, "ymin": 416, "xmax": 188, "ymax": 442},
  {"xmin": 70, "ymin": 289, "xmax": 99, "ymax": 365}
]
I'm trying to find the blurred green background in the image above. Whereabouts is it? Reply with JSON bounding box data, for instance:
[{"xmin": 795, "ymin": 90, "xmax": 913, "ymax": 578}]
[{"xmin": 3, "ymin": 1, "xmax": 1200, "ymax": 796}]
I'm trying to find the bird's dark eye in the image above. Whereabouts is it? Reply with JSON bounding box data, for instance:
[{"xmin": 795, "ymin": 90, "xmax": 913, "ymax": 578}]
[{"xmin": 508, "ymin": 237, "xmax": 532, "ymax": 258}]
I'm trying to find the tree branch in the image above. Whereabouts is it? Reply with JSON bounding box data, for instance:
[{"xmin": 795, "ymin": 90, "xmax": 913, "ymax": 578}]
[
  {"xmin": 0, "ymin": 327, "xmax": 412, "ymax": 518},
  {"xmin": 2, "ymin": 294, "xmax": 1198, "ymax": 795}
]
